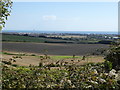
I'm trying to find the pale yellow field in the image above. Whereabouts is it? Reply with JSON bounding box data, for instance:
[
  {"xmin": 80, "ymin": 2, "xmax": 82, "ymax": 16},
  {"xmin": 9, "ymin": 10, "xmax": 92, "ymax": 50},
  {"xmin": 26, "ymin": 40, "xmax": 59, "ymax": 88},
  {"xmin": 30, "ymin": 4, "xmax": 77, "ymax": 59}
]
[{"xmin": 1, "ymin": 51, "xmax": 105, "ymax": 66}]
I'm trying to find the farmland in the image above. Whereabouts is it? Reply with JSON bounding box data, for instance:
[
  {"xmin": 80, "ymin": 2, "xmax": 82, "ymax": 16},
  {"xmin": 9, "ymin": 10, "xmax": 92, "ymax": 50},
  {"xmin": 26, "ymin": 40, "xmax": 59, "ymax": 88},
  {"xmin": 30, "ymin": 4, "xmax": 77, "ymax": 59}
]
[
  {"xmin": 1, "ymin": 51, "xmax": 105, "ymax": 66},
  {"xmin": 2, "ymin": 34, "xmax": 71, "ymax": 43},
  {"xmin": 2, "ymin": 42, "xmax": 109, "ymax": 55},
  {"xmin": 2, "ymin": 33, "xmax": 117, "ymax": 44},
  {"xmin": 1, "ymin": 33, "xmax": 120, "ymax": 89}
]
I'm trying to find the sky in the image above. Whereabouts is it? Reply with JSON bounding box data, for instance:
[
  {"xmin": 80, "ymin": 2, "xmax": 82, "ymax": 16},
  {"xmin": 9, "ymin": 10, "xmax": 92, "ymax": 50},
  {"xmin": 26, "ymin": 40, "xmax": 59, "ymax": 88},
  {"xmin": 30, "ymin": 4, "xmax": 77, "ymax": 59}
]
[
  {"xmin": 4, "ymin": 2, "xmax": 118, "ymax": 32},
  {"xmin": 12, "ymin": 0, "xmax": 119, "ymax": 2}
]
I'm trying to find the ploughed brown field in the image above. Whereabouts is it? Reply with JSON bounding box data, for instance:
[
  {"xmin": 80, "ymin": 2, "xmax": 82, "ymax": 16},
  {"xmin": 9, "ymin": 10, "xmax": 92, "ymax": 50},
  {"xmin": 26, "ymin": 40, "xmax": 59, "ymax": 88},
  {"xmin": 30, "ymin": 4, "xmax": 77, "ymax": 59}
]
[{"xmin": 2, "ymin": 42, "xmax": 109, "ymax": 55}]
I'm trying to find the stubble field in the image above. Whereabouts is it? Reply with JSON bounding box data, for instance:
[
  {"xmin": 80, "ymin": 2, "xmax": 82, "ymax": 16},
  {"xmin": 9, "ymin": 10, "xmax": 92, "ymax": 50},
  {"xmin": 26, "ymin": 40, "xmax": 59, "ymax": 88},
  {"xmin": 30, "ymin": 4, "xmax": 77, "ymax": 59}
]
[{"xmin": 2, "ymin": 42, "xmax": 109, "ymax": 55}]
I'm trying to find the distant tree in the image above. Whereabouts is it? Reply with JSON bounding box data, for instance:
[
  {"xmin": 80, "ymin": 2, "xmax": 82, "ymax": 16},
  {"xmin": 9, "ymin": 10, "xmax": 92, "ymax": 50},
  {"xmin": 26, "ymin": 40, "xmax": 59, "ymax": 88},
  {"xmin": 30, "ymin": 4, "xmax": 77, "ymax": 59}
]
[{"xmin": 0, "ymin": 0, "xmax": 12, "ymax": 30}]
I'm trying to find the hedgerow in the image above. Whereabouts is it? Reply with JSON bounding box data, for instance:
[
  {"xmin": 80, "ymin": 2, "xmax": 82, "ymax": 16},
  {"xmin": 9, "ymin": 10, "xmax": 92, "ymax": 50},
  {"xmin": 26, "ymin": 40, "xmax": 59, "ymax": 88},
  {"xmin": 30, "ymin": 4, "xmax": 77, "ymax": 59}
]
[{"xmin": 2, "ymin": 62, "xmax": 120, "ymax": 89}]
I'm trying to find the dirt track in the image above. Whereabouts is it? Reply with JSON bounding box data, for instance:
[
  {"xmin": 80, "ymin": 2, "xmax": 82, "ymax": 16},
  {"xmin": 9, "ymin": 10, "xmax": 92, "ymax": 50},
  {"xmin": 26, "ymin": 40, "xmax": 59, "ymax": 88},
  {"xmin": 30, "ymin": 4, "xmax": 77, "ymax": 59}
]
[{"xmin": 2, "ymin": 42, "xmax": 109, "ymax": 56}]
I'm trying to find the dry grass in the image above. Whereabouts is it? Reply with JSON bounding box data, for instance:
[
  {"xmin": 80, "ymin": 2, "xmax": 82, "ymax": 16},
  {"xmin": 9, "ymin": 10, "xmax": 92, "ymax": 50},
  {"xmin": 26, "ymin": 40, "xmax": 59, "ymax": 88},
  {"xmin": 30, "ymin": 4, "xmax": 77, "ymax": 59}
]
[{"xmin": 1, "ymin": 51, "xmax": 105, "ymax": 66}]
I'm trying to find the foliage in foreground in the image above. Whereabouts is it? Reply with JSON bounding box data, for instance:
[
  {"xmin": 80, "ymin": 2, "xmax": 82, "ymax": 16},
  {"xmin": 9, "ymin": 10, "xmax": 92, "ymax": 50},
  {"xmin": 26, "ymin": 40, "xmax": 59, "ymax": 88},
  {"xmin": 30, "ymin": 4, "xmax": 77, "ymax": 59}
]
[
  {"xmin": 0, "ymin": 0, "xmax": 12, "ymax": 30},
  {"xmin": 2, "ymin": 63, "xmax": 120, "ymax": 89}
]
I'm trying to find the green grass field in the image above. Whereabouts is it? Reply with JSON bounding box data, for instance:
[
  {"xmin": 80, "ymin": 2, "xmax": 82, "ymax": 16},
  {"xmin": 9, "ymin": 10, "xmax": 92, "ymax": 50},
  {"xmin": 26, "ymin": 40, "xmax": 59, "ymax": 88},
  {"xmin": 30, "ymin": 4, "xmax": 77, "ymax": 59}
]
[
  {"xmin": 2, "ymin": 34, "xmax": 100, "ymax": 44},
  {"xmin": 50, "ymin": 55, "xmax": 82, "ymax": 60},
  {"xmin": 2, "ymin": 34, "xmax": 45, "ymax": 42},
  {"xmin": 1, "ymin": 51, "xmax": 81, "ymax": 60},
  {"xmin": 2, "ymin": 34, "xmax": 69, "ymax": 43}
]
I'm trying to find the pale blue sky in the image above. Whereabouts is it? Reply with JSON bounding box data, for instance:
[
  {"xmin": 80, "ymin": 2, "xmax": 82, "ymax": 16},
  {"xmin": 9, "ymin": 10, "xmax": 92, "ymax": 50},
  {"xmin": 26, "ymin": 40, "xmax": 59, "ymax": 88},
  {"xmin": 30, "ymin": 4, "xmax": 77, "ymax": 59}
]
[{"xmin": 4, "ymin": 2, "xmax": 118, "ymax": 32}]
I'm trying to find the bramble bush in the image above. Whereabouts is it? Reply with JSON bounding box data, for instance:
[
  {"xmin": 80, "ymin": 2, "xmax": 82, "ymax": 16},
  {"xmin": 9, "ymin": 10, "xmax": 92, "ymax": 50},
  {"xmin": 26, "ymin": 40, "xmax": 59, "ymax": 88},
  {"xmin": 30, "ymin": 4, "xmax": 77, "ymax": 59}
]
[{"xmin": 2, "ymin": 62, "xmax": 120, "ymax": 89}]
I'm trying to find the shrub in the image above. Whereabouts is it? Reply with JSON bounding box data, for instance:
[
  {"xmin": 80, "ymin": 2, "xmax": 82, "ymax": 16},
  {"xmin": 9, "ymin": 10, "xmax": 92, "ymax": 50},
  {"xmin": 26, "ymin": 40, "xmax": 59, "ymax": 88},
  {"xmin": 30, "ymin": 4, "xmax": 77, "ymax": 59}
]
[
  {"xmin": 105, "ymin": 41, "xmax": 120, "ymax": 70},
  {"xmin": 104, "ymin": 60, "xmax": 113, "ymax": 71}
]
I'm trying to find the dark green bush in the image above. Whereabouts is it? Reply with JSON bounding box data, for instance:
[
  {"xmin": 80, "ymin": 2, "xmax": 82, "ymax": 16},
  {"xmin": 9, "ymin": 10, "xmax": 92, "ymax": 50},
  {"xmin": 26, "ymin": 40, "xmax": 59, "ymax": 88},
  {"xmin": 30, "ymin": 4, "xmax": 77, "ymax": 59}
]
[
  {"xmin": 104, "ymin": 60, "xmax": 113, "ymax": 71},
  {"xmin": 12, "ymin": 64, "xmax": 18, "ymax": 67},
  {"xmin": 105, "ymin": 41, "xmax": 120, "ymax": 70}
]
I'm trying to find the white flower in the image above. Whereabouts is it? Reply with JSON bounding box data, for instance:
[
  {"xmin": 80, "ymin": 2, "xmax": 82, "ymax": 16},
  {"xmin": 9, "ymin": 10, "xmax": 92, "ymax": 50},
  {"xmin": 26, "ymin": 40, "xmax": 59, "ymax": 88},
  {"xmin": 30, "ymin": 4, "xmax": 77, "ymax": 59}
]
[
  {"xmin": 86, "ymin": 85, "xmax": 92, "ymax": 88},
  {"xmin": 104, "ymin": 73, "xmax": 108, "ymax": 76},
  {"xmin": 116, "ymin": 71, "xmax": 120, "ymax": 80},
  {"xmin": 111, "ymin": 69, "xmax": 116, "ymax": 73},
  {"xmin": 47, "ymin": 85, "xmax": 51, "ymax": 88},
  {"xmin": 99, "ymin": 78, "xmax": 106, "ymax": 83},
  {"xmin": 67, "ymin": 80, "xmax": 72, "ymax": 84},
  {"xmin": 93, "ymin": 69, "xmax": 98, "ymax": 75},
  {"xmin": 37, "ymin": 73, "xmax": 41, "ymax": 75},
  {"xmin": 100, "ymin": 73, "xmax": 103, "ymax": 77},
  {"xmin": 72, "ymin": 85, "xmax": 75, "ymax": 88},
  {"xmin": 60, "ymin": 80, "xmax": 64, "ymax": 84},
  {"xmin": 90, "ymin": 80, "xmax": 98, "ymax": 84},
  {"xmin": 115, "ymin": 74, "xmax": 118, "ymax": 79},
  {"xmin": 64, "ymin": 72, "xmax": 68, "ymax": 76},
  {"xmin": 109, "ymin": 69, "xmax": 117, "ymax": 78},
  {"xmin": 88, "ymin": 77, "xmax": 91, "ymax": 79}
]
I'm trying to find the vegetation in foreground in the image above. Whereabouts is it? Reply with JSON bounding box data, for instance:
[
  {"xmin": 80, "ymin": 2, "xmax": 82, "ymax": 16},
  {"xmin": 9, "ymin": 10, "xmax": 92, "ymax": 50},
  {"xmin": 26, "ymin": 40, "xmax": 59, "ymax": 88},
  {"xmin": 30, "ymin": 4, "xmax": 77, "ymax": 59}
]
[{"xmin": 2, "ymin": 62, "xmax": 120, "ymax": 89}]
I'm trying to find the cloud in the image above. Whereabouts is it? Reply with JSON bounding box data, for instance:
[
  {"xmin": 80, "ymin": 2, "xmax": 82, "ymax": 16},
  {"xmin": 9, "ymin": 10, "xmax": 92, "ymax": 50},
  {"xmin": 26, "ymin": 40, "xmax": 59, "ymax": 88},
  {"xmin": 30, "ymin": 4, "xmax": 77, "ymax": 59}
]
[{"xmin": 43, "ymin": 15, "xmax": 57, "ymax": 21}]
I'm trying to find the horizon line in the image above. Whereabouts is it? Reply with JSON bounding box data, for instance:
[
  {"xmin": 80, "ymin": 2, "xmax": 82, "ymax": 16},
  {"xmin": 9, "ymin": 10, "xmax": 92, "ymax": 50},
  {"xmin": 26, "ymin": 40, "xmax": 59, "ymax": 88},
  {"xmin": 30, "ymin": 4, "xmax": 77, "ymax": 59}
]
[{"xmin": 3, "ymin": 30, "xmax": 118, "ymax": 32}]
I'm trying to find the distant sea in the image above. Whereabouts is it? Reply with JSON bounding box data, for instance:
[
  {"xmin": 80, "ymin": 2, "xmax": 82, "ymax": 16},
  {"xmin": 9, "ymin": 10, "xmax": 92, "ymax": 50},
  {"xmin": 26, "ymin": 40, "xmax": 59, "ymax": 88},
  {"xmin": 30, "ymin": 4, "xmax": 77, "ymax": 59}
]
[{"xmin": 2, "ymin": 30, "xmax": 118, "ymax": 34}]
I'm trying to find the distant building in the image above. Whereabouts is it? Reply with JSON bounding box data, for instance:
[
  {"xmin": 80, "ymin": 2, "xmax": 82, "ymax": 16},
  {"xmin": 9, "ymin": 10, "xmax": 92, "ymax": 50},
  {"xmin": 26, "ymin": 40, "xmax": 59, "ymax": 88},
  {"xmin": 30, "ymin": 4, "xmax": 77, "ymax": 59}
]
[{"xmin": 113, "ymin": 37, "xmax": 119, "ymax": 39}]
